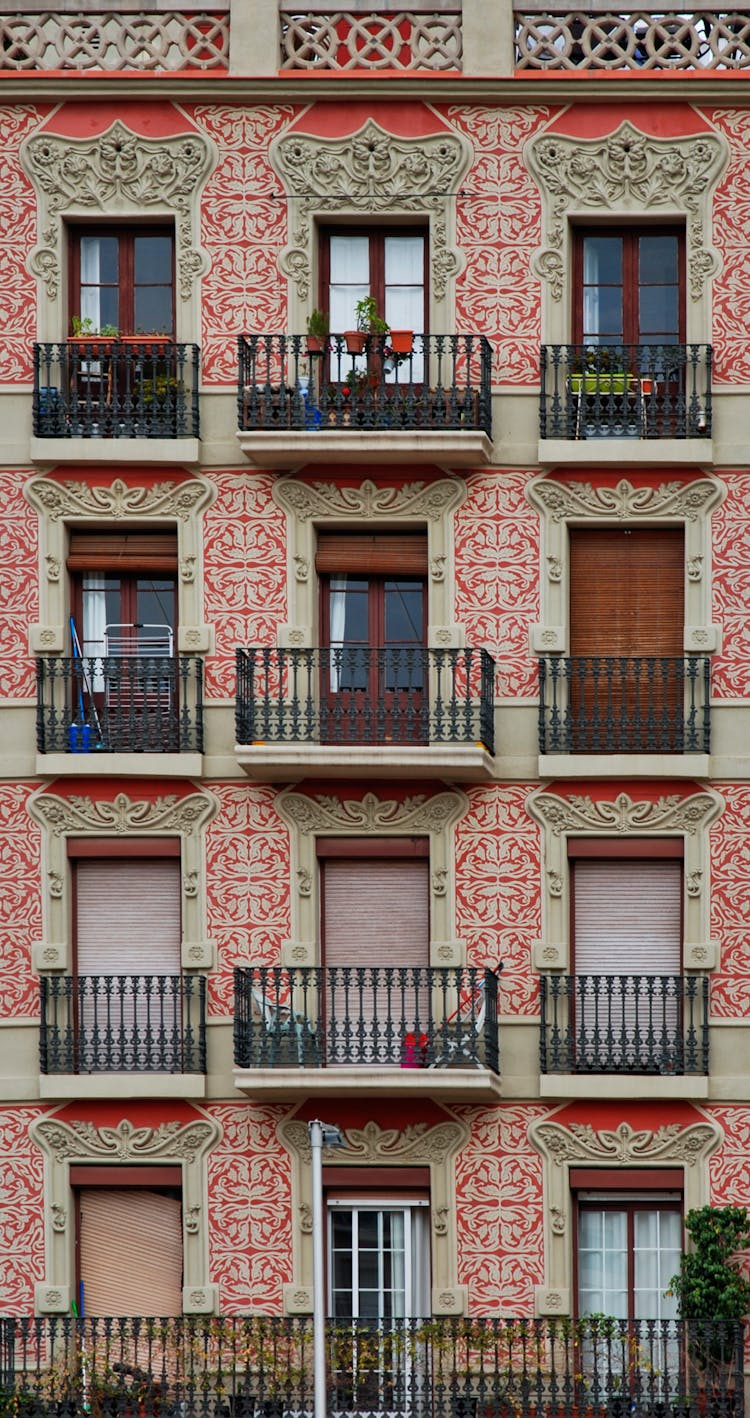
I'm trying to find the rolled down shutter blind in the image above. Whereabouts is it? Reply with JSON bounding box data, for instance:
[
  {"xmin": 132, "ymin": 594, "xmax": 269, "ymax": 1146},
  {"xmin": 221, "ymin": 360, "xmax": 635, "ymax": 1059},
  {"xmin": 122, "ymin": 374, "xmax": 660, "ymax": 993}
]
[
  {"xmin": 323, "ymin": 859, "xmax": 430, "ymax": 967},
  {"xmin": 77, "ymin": 860, "xmax": 181, "ymax": 975},
  {"xmin": 573, "ymin": 859, "xmax": 682, "ymax": 975},
  {"xmin": 67, "ymin": 531, "xmax": 178, "ymax": 573},
  {"xmin": 79, "ymin": 1188, "xmax": 182, "ymax": 1316},
  {"xmin": 315, "ymin": 534, "xmax": 427, "ymax": 575}
]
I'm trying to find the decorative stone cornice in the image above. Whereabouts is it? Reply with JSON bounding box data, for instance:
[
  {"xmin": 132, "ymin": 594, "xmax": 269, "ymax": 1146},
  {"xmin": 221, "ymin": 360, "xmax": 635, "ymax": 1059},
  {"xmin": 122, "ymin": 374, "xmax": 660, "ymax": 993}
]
[
  {"xmin": 280, "ymin": 1118, "xmax": 469, "ymax": 1167},
  {"xmin": 270, "ymin": 120, "xmax": 470, "ymax": 302},
  {"xmin": 31, "ymin": 1116, "xmax": 220, "ymax": 1165},
  {"xmin": 274, "ymin": 476, "xmax": 466, "ymax": 524},
  {"xmin": 25, "ymin": 475, "xmax": 215, "ymax": 524},
  {"xmin": 277, "ymin": 789, "xmax": 469, "ymax": 837},
  {"xmin": 526, "ymin": 122, "xmax": 727, "ymax": 302},
  {"xmin": 530, "ymin": 1118, "xmax": 722, "ymax": 1170},
  {"xmin": 22, "ymin": 122, "xmax": 215, "ymax": 300},
  {"xmin": 528, "ymin": 789, "xmax": 722, "ymax": 838},
  {"xmin": 527, "ymin": 476, "xmax": 724, "ymax": 525},
  {"xmin": 29, "ymin": 790, "xmax": 217, "ymax": 838}
]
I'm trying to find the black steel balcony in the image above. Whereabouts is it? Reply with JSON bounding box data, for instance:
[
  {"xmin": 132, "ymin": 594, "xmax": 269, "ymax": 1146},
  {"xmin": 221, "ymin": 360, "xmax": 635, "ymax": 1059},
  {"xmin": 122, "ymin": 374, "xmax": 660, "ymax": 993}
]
[
  {"xmin": 540, "ymin": 973, "xmax": 709, "ymax": 1075},
  {"xmin": 32, "ymin": 340, "xmax": 200, "ymax": 439},
  {"xmin": 0, "ymin": 1316, "xmax": 743, "ymax": 1418},
  {"xmin": 236, "ymin": 646, "xmax": 495, "ymax": 752},
  {"xmin": 36, "ymin": 654, "xmax": 204, "ymax": 754},
  {"xmin": 234, "ymin": 965, "xmax": 499, "ymax": 1072},
  {"xmin": 39, "ymin": 974, "xmax": 206, "ymax": 1074},
  {"xmin": 238, "ymin": 333, "xmax": 492, "ymax": 434},
  {"xmin": 538, "ymin": 655, "xmax": 711, "ymax": 754},
  {"xmin": 539, "ymin": 344, "xmax": 712, "ymax": 439}
]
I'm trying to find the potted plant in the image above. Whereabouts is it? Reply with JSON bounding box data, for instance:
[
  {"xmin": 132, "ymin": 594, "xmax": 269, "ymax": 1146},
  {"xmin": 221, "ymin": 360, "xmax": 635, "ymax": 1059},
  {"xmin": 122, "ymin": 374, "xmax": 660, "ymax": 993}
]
[
  {"xmin": 344, "ymin": 295, "xmax": 390, "ymax": 354},
  {"xmin": 389, "ymin": 329, "xmax": 413, "ymax": 354},
  {"xmin": 306, "ymin": 308, "xmax": 329, "ymax": 354},
  {"xmin": 668, "ymin": 1205, "xmax": 750, "ymax": 1398},
  {"xmin": 69, "ymin": 317, "xmax": 119, "ymax": 352}
]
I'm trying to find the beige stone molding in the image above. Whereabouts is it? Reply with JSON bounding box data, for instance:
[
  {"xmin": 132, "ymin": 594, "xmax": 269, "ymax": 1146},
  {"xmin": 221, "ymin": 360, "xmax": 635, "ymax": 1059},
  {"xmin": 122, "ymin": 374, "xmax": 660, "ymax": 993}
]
[
  {"xmin": 21, "ymin": 120, "xmax": 217, "ymax": 341},
  {"xmin": 273, "ymin": 475, "xmax": 467, "ymax": 649},
  {"xmin": 277, "ymin": 788, "xmax": 468, "ymax": 967},
  {"xmin": 525, "ymin": 121, "xmax": 728, "ymax": 342},
  {"xmin": 269, "ymin": 118, "xmax": 471, "ymax": 337},
  {"xmin": 28, "ymin": 788, "xmax": 219, "ymax": 971},
  {"xmin": 279, "ymin": 1117, "xmax": 469, "ymax": 1316},
  {"xmin": 25, "ymin": 474, "xmax": 215, "ymax": 656},
  {"xmin": 31, "ymin": 1114, "xmax": 221, "ymax": 1315},
  {"xmin": 527, "ymin": 788, "xmax": 723, "ymax": 973},
  {"xmin": 527, "ymin": 476, "xmax": 725, "ymax": 655},
  {"xmin": 529, "ymin": 1115, "xmax": 722, "ymax": 1314}
]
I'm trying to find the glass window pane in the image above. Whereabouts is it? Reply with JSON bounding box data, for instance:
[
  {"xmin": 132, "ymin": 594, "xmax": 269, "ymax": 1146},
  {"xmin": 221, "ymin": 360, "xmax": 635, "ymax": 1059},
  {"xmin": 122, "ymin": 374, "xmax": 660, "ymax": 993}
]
[
  {"xmin": 134, "ymin": 287, "xmax": 172, "ymax": 335},
  {"xmin": 81, "ymin": 236, "xmax": 119, "ymax": 285},
  {"xmin": 385, "ymin": 236, "xmax": 424, "ymax": 284},
  {"xmin": 134, "ymin": 235, "xmax": 172, "ymax": 283},
  {"xmin": 583, "ymin": 237, "xmax": 622, "ymax": 284},
  {"xmin": 384, "ymin": 582, "xmax": 424, "ymax": 645},
  {"xmin": 330, "ymin": 235, "xmax": 370, "ymax": 284},
  {"xmin": 640, "ymin": 235, "xmax": 678, "ymax": 284},
  {"xmin": 640, "ymin": 286, "xmax": 679, "ymax": 337},
  {"xmin": 583, "ymin": 286, "xmax": 623, "ymax": 341}
]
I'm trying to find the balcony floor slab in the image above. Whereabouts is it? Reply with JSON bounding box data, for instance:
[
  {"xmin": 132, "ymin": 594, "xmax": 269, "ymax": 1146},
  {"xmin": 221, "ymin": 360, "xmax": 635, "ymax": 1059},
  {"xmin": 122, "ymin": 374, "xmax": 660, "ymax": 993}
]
[
  {"xmin": 39, "ymin": 1074, "xmax": 206, "ymax": 1100},
  {"xmin": 538, "ymin": 437, "xmax": 712, "ymax": 468},
  {"xmin": 539, "ymin": 753, "xmax": 710, "ymax": 778},
  {"xmin": 233, "ymin": 1065, "xmax": 502, "ymax": 1102},
  {"xmin": 236, "ymin": 743, "xmax": 495, "ymax": 781},
  {"xmin": 37, "ymin": 752, "xmax": 203, "ymax": 778},
  {"xmin": 236, "ymin": 429, "xmax": 493, "ymax": 469},
  {"xmin": 30, "ymin": 436, "xmax": 201, "ymax": 465},
  {"xmin": 540, "ymin": 1073, "xmax": 708, "ymax": 1100}
]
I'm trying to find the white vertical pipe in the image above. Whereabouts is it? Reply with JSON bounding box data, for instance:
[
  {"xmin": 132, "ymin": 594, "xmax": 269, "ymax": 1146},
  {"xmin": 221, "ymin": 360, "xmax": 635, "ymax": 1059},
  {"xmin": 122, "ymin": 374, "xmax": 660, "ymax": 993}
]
[{"xmin": 309, "ymin": 1119, "xmax": 326, "ymax": 1418}]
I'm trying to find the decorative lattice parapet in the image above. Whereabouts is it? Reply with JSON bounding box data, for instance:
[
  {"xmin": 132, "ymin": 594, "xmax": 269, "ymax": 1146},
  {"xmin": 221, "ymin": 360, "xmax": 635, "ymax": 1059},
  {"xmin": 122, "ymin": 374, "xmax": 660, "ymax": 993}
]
[
  {"xmin": 0, "ymin": 10, "xmax": 229, "ymax": 71},
  {"xmin": 280, "ymin": 5, "xmax": 462, "ymax": 69},
  {"xmin": 515, "ymin": 7, "xmax": 750, "ymax": 70}
]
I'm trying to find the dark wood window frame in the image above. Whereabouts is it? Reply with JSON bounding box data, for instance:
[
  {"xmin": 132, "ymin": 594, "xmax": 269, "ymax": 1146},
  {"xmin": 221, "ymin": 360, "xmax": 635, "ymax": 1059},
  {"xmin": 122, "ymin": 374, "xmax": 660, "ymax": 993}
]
[
  {"xmin": 573, "ymin": 225, "xmax": 686, "ymax": 345},
  {"xmin": 573, "ymin": 1181, "xmax": 683, "ymax": 1323},
  {"xmin": 69, "ymin": 225, "xmax": 176, "ymax": 337},
  {"xmin": 320, "ymin": 225, "xmax": 429, "ymax": 331}
]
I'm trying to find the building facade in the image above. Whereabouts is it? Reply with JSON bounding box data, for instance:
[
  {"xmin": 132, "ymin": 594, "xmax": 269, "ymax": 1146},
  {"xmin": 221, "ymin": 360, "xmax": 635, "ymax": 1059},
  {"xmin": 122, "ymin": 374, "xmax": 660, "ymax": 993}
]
[{"xmin": 1, "ymin": 0, "xmax": 749, "ymax": 1405}]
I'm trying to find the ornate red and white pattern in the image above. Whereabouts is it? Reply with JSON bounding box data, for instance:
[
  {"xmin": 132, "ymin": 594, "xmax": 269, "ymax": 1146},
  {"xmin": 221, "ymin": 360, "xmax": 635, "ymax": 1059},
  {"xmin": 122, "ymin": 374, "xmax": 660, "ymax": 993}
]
[
  {"xmin": 0, "ymin": 468, "xmax": 39, "ymax": 700},
  {"xmin": 708, "ymin": 784, "xmax": 750, "ymax": 1019},
  {"xmin": 0, "ymin": 107, "xmax": 44, "ymax": 384},
  {"xmin": 204, "ymin": 1102, "xmax": 293, "ymax": 1313},
  {"xmin": 202, "ymin": 470, "xmax": 288, "ymax": 699},
  {"xmin": 442, "ymin": 104, "xmax": 553, "ymax": 385},
  {"xmin": 452, "ymin": 1103, "xmax": 547, "ymax": 1312},
  {"xmin": 454, "ymin": 786, "xmax": 542, "ymax": 1016},
  {"xmin": 710, "ymin": 470, "xmax": 750, "ymax": 699},
  {"xmin": 454, "ymin": 470, "xmax": 540, "ymax": 700},
  {"xmin": 188, "ymin": 104, "xmax": 295, "ymax": 385},
  {"xmin": 204, "ymin": 783, "xmax": 291, "ymax": 1015},
  {"xmin": 0, "ymin": 1106, "xmax": 47, "ymax": 1313},
  {"xmin": 705, "ymin": 110, "xmax": 750, "ymax": 385},
  {"xmin": 0, "ymin": 785, "xmax": 41, "ymax": 1020}
]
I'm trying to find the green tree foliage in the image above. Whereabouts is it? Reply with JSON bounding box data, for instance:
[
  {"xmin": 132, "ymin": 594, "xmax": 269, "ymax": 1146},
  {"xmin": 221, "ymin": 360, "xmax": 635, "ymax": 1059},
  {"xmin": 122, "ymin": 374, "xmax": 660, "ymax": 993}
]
[{"xmin": 669, "ymin": 1205, "xmax": 750, "ymax": 1320}]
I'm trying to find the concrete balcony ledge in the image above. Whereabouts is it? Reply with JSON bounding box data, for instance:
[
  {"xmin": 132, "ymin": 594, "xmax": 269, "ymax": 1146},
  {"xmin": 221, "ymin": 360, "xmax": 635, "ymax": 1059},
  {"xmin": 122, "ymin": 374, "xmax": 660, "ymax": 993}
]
[
  {"xmin": 539, "ymin": 753, "xmax": 710, "ymax": 778},
  {"xmin": 236, "ymin": 428, "xmax": 493, "ymax": 469},
  {"xmin": 538, "ymin": 437, "xmax": 712, "ymax": 468},
  {"xmin": 39, "ymin": 1074, "xmax": 207, "ymax": 1100},
  {"xmin": 30, "ymin": 436, "xmax": 201, "ymax": 465},
  {"xmin": 235, "ymin": 741, "xmax": 495, "ymax": 782},
  {"xmin": 540, "ymin": 1073, "xmax": 708, "ymax": 1100},
  {"xmin": 36, "ymin": 751, "xmax": 203, "ymax": 778},
  {"xmin": 233, "ymin": 1065, "xmax": 502, "ymax": 1102}
]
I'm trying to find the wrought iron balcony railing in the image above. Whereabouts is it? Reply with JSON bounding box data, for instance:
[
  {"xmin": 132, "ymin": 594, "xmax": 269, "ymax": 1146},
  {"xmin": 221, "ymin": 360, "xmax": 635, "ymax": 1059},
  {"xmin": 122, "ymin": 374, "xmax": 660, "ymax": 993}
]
[
  {"xmin": 238, "ymin": 333, "xmax": 492, "ymax": 435},
  {"xmin": 279, "ymin": 6, "xmax": 463, "ymax": 70},
  {"xmin": 36, "ymin": 654, "xmax": 204, "ymax": 754},
  {"xmin": 236, "ymin": 646, "xmax": 495, "ymax": 752},
  {"xmin": 540, "ymin": 973, "xmax": 709, "ymax": 1075},
  {"xmin": 39, "ymin": 975, "xmax": 206, "ymax": 1074},
  {"xmin": 33, "ymin": 341, "xmax": 200, "ymax": 439},
  {"xmin": 234, "ymin": 965, "xmax": 500, "ymax": 1072},
  {"xmin": 516, "ymin": 8, "xmax": 750, "ymax": 70},
  {"xmin": 539, "ymin": 344, "xmax": 712, "ymax": 440},
  {"xmin": 0, "ymin": 1316, "xmax": 743, "ymax": 1418},
  {"xmin": 538, "ymin": 655, "xmax": 711, "ymax": 754}
]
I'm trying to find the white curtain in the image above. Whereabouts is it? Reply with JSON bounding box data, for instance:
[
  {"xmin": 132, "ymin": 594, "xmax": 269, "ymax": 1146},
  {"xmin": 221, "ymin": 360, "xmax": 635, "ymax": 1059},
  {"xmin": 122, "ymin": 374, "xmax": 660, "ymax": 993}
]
[
  {"xmin": 328, "ymin": 577, "xmax": 348, "ymax": 692},
  {"xmin": 79, "ymin": 237, "xmax": 102, "ymax": 329},
  {"xmin": 81, "ymin": 576, "xmax": 107, "ymax": 691}
]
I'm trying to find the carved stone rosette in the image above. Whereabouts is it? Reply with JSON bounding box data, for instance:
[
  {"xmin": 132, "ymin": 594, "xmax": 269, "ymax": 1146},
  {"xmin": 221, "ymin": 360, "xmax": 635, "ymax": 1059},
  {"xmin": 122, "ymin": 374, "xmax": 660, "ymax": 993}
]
[
  {"xmin": 280, "ymin": 1118, "xmax": 469, "ymax": 1315},
  {"xmin": 277, "ymin": 788, "xmax": 468, "ymax": 968},
  {"xmin": 31, "ymin": 1114, "xmax": 221, "ymax": 1316}
]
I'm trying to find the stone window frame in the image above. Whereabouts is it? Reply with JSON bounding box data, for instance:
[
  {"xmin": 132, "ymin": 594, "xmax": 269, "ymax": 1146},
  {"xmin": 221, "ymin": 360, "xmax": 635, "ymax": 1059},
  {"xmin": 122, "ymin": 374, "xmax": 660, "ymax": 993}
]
[
  {"xmin": 269, "ymin": 118, "xmax": 471, "ymax": 339},
  {"xmin": 279, "ymin": 1116, "xmax": 470, "ymax": 1318},
  {"xmin": 20, "ymin": 120, "xmax": 216, "ymax": 344},
  {"xmin": 526, "ymin": 475, "xmax": 725, "ymax": 657},
  {"xmin": 525, "ymin": 120, "xmax": 728, "ymax": 348},
  {"xmin": 27, "ymin": 787, "xmax": 218, "ymax": 972},
  {"xmin": 30, "ymin": 1113, "xmax": 221, "ymax": 1316},
  {"xmin": 276, "ymin": 787, "xmax": 469, "ymax": 968},
  {"xmin": 272, "ymin": 474, "xmax": 468, "ymax": 651},
  {"xmin": 528, "ymin": 1115, "xmax": 723, "ymax": 1316},
  {"xmin": 526, "ymin": 786, "xmax": 724, "ymax": 973},
  {"xmin": 24, "ymin": 474, "xmax": 215, "ymax": 657}
]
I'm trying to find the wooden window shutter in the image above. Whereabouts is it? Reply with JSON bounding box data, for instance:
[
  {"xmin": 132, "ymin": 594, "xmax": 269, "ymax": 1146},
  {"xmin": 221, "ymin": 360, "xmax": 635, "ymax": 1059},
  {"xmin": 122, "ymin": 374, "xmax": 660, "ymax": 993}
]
[
  {"xmin": 67, "ymin": 531, "xmax": 178, "ymax": 574},
  {"xmin": 76, "ymin": 860, "xmax": 181, "ymax": 976},
  {"xmin": 573, "ymin": 859, "xmax": 682, "ymax": 976},
  {"xmin": 323, "ymin": 859, "xmax": 430, "ymax": 968},
  {"xmin": 315, "ymin": 534, "xmax": 427, "ymax": 576},
  {"xmin": 79, "ymin": 1188, "xmax": 183, "ymax": 1316},
  {"xmin": 569, "ymin": 528, "xmax": 684, "ymax": 658}
]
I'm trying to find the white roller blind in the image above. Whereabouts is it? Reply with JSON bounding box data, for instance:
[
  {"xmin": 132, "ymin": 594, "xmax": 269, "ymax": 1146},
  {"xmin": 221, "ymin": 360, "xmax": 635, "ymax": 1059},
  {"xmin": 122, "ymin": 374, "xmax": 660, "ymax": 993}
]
[
  {"xmin": 323, "ymin": 859, "xmax": 429, "ymax": 968},
  {"xmin": 77, "ymin": 860, "xmax": 181, "ymax": 975},
  {"xmin": 574, "ymin": 859, "xmax": 681, "ymax": 975},
  {"xmin": 79, "ymin": 1188, "xmax": 183, "ymax": 1316}
]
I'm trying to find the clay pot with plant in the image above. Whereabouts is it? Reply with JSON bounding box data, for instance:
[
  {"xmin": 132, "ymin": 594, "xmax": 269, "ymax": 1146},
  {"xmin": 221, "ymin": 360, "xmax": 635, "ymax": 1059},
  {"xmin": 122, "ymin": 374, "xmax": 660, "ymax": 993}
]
[
  {"xmin": 344, "ymin": 295, "xmax": 390, "ymax": 354},
  {"xmin": 306, "ymin": 308, "xmax": 329, "ymax": 354}
]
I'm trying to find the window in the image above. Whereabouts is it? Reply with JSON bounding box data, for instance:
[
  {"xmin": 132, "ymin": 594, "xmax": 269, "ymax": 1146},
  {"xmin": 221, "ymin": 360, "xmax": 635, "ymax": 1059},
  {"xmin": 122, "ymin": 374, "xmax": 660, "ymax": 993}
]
[
  {"xmin": 322, "ymin": 228, "xmax": 427, "ymax": 335},
  {"xmin": 576, "ymin": 1189, "xmax": 681, "ymax": 1321},
  {"xmin": 74, "ymin": 1167, "xmax": 183, "ymax": 1315},
  {"xmin": 319, "ymin": 837, "xmax": 430, "ymax": 1065},
  {"xmin": 328, "ymin": 1198, "xmax": 430, "ymax": 1319},
  {"xmin": 317, "ymin": 532, "xmax": 427, "ymax": 744},
  {"xmin": 574, "ymin": 228, "xmax": 685, "ymax": 346},
  {"xmin": 70, "ymin": 227, "xmax": 175, "ymax": 336}
]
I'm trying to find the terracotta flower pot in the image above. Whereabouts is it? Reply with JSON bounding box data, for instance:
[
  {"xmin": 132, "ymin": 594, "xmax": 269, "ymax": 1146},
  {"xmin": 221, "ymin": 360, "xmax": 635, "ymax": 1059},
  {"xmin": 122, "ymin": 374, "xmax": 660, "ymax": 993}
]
[
  {"xmin": 389, "ymin": 330, "xmax": 413, "ymax": 353},
  {"xmin": 344, "ymin": 330, "xmax": 367, "ymax": 354}
]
